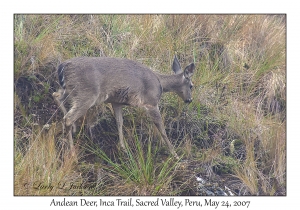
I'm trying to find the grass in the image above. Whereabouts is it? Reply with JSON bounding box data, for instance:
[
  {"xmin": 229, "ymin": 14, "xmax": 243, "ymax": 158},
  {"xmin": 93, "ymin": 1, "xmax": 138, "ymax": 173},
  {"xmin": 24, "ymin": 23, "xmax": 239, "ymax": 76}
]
[
  {"xmin": 14, "ymin": 14, "xmax": 286, "ymax": 195},
  {"xmin": 14, "ymin": 124, "xmax": 81, "ymax": 195},
  {"xmin": 84, "ymin": 130, "xmax": 183, "ymax": 195}
]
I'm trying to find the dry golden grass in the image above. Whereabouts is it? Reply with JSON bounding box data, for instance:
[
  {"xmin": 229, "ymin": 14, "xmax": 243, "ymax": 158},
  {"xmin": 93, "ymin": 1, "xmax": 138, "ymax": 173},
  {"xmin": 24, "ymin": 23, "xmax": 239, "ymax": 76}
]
[
  {"xmin": 14, "ymin": 124, "xmax": 80, "ymax": 195},
  {"xmin": 14, "ymin": 14, "xmax": 286, "ymax": 195}
]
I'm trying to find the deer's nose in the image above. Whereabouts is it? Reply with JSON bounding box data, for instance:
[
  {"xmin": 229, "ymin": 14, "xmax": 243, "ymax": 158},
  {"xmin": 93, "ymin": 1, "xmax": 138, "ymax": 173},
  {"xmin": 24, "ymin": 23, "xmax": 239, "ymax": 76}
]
[{"xmin": 185, "ymin": 98, "xmax": 192, "ymax": 103}]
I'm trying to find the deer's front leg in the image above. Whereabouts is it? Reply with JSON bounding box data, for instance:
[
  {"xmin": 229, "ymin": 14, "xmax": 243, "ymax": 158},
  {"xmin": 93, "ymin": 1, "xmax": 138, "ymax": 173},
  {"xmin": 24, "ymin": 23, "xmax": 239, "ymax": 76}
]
[
  {"xmin": 112, "ymin": 103, "xmax": 125, "ymax": 150},
  {"xmin": 146, "ymin": 105, "xmax": 178, "ymax": 159}
]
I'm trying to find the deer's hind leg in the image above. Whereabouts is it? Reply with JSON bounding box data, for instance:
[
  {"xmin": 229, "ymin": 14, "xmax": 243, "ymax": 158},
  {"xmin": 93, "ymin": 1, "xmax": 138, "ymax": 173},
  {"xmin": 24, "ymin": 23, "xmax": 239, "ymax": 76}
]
[
  {"xmin": 63, "ymin": 97, "xmax": 98, "ymax": 150},
  {"xmin": 53, "ymin": 89, "xmax": 80, "ymax": 134},
  {"xmin": 53, "ymin": 89, "xmax": 68, "ymax": 115}
]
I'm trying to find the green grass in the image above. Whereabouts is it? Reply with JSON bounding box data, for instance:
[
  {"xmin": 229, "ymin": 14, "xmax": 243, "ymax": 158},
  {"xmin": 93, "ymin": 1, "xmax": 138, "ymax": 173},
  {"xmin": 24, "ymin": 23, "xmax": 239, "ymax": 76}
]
[
  {"xmin": 84, "ymin": 132, "xmax": 183, "ymax": 195},
  {"xmin": 14, "ymin": 14, "xmax": 286, "ymax": 196}
]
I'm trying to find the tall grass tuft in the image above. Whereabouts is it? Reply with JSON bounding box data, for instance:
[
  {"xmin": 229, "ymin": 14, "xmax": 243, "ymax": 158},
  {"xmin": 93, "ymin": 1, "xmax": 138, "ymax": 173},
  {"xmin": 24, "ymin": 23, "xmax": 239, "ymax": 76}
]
[{"xmin": 84, "ymin": 123, "xmax": 183, "ymax": 196}]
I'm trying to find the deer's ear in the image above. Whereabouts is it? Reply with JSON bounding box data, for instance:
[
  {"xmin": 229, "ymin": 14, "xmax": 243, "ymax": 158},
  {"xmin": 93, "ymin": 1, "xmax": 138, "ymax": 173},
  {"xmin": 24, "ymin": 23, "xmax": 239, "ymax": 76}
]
[
  {"xmin": 172, "ymin": 55, "xmax": 182, "ymax": 74},
  {"xmin": 184, "ymin": 63, "xmax": 195, "ymax": 78}
]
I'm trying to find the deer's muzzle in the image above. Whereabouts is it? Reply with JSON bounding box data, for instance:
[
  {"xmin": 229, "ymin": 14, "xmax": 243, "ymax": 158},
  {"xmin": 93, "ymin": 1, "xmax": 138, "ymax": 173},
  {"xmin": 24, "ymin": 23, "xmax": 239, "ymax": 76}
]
[{"xmin": 185, "ymin": 98, "xmax": 192, "ymax": 103}]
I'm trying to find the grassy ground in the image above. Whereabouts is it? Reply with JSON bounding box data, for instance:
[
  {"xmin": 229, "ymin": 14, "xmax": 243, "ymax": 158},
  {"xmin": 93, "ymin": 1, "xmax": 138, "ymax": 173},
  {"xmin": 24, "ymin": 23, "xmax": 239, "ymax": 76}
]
[{"xmin": 14, "ymin": 14, "xmax": 286, "ymax": 195}]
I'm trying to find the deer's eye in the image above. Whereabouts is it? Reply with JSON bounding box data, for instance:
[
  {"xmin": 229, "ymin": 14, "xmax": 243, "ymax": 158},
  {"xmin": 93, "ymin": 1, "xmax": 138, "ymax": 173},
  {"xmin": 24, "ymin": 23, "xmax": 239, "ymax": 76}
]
[{"xmin": 190, "ymin": 85, "xmax": 193, "ymax": 89}]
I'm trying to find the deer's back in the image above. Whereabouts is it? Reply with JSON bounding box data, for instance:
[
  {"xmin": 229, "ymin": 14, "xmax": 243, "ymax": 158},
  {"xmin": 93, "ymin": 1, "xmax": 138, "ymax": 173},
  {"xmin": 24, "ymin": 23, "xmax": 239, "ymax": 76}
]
[{"xmin": 60, "ymin": 57, "xmax": 162, "ymax": 107}]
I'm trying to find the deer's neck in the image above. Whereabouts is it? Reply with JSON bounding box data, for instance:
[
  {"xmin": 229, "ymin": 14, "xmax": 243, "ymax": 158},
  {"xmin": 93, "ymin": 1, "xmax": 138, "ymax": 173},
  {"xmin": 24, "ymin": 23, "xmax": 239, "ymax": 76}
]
[{"xmin": 156, "ymin": 73, "xmax": 183, "ymax": 93}]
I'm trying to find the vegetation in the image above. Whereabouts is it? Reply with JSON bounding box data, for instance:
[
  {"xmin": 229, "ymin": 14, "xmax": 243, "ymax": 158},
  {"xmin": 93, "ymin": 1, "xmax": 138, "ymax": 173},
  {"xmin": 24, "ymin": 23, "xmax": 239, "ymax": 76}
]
[{"xmin": 14, "ymin": 14, "xmax": 286, "ymax": 195}]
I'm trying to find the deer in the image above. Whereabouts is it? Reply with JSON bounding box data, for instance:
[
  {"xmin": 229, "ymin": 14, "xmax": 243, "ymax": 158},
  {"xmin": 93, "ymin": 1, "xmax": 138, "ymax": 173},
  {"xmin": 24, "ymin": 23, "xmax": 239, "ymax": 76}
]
[{"xmin": 53, "ymin": 56, "xmax": 195, "ymax": 159}]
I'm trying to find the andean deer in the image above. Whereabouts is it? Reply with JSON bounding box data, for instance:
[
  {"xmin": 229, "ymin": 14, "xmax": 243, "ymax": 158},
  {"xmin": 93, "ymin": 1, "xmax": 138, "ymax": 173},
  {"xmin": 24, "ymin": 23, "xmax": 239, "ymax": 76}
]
[{"xmin": 53, "ymin": 56, "xmax": 195, "ymax": 158}]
